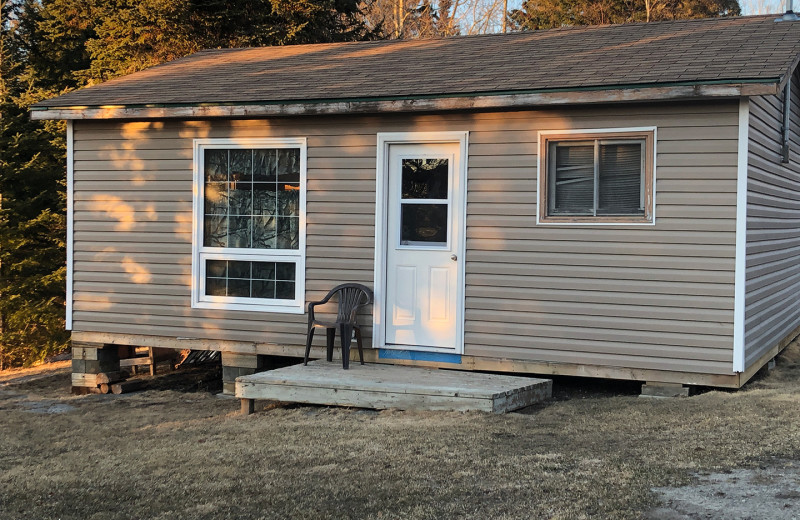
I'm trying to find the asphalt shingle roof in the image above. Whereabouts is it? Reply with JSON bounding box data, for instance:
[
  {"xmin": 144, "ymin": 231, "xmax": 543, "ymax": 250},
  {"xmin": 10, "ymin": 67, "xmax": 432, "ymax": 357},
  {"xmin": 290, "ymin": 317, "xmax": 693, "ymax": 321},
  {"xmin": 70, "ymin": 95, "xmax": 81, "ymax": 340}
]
[{"xmin": 34, "ymin": 15, "xmax": 800, "ymax": 109}]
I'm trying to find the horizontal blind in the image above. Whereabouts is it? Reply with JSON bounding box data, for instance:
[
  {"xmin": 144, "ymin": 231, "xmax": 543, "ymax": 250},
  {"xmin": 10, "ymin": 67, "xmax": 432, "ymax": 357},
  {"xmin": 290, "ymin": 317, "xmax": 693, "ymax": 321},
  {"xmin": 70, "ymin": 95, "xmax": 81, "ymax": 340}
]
[
  {"xmin": 550, "ymin": 143, "xmax": 594, "ymax": 215},
  {"xmin": 597, "ymin": 142, "xmax": 643, "ymax": 215}
]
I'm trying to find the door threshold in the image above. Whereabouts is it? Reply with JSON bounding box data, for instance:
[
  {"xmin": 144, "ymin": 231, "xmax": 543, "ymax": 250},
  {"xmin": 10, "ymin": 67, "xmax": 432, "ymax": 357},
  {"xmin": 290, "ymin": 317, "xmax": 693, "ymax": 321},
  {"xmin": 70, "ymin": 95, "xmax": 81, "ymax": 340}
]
[{"xmin": 378, "ymin": 349, "xmax": 462, "ymax": 364}]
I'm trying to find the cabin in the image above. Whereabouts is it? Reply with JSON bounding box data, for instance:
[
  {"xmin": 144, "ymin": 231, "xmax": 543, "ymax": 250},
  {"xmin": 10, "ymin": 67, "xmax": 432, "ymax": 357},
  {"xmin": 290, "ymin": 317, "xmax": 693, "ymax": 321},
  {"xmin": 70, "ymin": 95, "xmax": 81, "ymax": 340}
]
[{"xmin": 31, "ymin": 15, "xmax": 800, "ymax": 396}]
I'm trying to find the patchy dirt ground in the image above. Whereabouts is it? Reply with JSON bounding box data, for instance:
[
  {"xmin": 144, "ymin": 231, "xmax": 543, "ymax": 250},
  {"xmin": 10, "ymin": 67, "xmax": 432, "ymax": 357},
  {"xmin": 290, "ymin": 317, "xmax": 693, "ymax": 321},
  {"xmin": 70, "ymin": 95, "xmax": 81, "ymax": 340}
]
[{"xmin": 1, "ymin": 343, "xmax": 800, "ymax": 520}]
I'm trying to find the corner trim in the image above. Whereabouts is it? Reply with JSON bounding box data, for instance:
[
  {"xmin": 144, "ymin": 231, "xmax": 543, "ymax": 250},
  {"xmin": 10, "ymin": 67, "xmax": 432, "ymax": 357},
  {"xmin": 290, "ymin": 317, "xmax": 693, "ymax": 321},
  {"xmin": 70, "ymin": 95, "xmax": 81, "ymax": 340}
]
[
  {"xmin": 66, "ymin": 121, "xmax": 74, "ymax": 331},
  {"xmin": 733, "ymin": 98, "xmax": 750, "ymax": 373}
]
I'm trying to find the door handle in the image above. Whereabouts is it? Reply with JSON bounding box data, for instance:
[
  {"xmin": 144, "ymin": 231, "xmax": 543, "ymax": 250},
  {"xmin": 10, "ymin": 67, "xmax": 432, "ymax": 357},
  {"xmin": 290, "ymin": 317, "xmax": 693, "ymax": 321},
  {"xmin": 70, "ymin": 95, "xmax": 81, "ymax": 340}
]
[{"xmin": 450, "ymin": 254, "xmax": 458, "ymax": 261}]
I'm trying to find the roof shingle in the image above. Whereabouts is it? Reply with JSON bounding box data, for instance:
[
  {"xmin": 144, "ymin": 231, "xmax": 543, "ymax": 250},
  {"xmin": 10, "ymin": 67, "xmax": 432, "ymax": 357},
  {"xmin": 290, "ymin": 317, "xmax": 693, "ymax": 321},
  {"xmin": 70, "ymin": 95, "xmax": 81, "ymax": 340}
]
[{"xmin": 34, "ymin": 15, "xmax": 800, "ymax": 109}]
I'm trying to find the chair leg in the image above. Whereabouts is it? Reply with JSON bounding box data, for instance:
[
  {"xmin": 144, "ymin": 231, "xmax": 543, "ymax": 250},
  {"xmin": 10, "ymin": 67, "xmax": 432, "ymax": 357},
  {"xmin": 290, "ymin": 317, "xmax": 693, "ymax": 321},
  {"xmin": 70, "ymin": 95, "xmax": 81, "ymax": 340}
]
[
  {"xmin": 340, "ymin": 324, "xmax": 353, "ymax": 369},
  {"xmin": 355, "ymin": 327, "xmax": 364, "ymax": 365},
  {"xmin": 326, "ymin": 328, "xmax": 335, "ymax": 362},
  {"xmin": 304, "ymin": 327, "xmax": 315, "ymax": 366}
]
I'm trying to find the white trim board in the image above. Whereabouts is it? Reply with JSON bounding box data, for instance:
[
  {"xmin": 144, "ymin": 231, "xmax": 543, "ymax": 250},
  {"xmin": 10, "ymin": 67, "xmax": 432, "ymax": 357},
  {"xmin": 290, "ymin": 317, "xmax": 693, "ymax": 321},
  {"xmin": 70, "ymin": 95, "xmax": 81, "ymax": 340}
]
[
  {"xmin": 373, "ymin": 131, "xmax": 469, "ymax": 355},
  {"xmin": 66, "ymin": 120, "xmax": 74, "ymax": 331},
  {"xmin": 536, "ymin": 126, "xmax": 658, "ymax": 226},
  {"xmin": 733, "ymin": 98, "xmax": 750, "ymax": 373}
]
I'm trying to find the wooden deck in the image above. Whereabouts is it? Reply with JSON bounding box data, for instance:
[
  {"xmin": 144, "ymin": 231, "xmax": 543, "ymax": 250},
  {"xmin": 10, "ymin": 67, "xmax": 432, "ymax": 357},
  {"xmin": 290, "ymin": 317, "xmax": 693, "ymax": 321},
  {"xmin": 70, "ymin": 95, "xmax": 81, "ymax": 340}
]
[{"xmin": 235, "ymin": 361, "xmax": 552, "ymax": 414}]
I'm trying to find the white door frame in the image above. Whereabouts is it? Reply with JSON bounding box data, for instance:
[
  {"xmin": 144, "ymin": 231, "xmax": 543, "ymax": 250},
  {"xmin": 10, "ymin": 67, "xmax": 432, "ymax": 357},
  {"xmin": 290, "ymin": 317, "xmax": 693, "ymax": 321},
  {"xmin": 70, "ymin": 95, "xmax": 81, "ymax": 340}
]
[{"xmin": 373, "ymin": 131, "xmax": 469, "ymax": 354}]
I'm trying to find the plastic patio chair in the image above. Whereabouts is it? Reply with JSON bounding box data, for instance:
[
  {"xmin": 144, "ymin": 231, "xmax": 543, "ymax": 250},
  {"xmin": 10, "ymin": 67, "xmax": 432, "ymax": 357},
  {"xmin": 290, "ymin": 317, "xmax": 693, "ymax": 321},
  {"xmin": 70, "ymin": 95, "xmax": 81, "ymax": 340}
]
[{"xmin": 304, "ymin": 283, "xmax": 374, "ymax": 369}]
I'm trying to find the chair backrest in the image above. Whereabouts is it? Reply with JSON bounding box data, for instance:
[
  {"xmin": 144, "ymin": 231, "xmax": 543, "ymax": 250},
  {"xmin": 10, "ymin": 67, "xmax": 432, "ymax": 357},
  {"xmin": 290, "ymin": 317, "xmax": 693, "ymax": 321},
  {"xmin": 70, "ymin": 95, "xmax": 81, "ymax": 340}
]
[{"xmin": 327, "ymin": 283, "xmax": 373, "ymax": 323}]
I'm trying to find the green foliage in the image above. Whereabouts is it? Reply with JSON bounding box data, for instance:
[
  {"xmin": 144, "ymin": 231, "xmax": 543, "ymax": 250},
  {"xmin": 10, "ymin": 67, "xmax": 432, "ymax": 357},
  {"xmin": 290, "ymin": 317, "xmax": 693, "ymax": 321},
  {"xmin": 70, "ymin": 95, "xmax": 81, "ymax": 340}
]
[
  {"xmin": 510, "ymin": 0, "xmax": 741, "ymax": 29},
  {"xmin": 0, "ymin": 1, "xmax": 72, "ymax": 368},
  {"xmin": 0, "ymin": 0, "xmax": 372, "ymax": 368}
]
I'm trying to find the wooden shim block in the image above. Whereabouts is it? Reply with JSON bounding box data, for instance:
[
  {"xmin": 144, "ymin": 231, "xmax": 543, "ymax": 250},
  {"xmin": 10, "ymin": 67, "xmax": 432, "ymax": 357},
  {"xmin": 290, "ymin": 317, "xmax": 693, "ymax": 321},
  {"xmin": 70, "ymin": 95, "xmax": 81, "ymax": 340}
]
[
  {"xmin": 641, "ymin": 383, "xmax": 690, "ymax": 398},
  {"xmin": 72, "ymin": 346, "xmax": 99, "ymax": 361},
  {"xmin": 241, "ymin": 398, "xmax": 255, "ymax": 415},
  {"xmin": 95, "ymin": 371, "xmax": 125, "ymax": 385},
  {"xmin": 222, "ymin": 351, "xmax": 261, "ymax": 369},
  {"xmin": 71, "ymin": 373, "xmax": 98, "ymax": 387},
  {"xmin": 111, "ymin": 380, "xmax": 144, "ymax": 394}
]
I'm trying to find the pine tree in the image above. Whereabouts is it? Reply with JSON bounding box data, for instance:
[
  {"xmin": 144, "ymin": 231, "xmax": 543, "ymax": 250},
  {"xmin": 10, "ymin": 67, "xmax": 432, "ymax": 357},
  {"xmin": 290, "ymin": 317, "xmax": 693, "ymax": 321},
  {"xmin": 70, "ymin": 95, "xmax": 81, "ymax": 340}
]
[
  {"xmin": 0, "ymin": 0, "xmax": 375, "ymax": 367},
  {"xmin": 509, "ymin": 0, "xmax": 740, "ymax": 29}
]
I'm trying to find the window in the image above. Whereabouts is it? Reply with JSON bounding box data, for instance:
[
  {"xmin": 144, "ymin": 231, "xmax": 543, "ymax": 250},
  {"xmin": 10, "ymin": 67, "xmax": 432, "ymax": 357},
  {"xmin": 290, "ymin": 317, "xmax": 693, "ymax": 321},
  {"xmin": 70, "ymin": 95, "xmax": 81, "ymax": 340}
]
[
  {"xmin": 538, "ymin": 129, "xmax": 655, "ymax": 224},
  {"xmin": 192, "ymin": 138, "xmax": 306, "ymax": 313}
]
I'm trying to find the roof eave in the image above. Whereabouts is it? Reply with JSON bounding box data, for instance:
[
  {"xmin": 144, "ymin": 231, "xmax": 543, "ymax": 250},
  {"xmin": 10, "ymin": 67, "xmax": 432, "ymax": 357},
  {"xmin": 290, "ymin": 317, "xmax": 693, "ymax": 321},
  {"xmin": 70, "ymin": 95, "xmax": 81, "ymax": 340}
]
[{"xmin": 29, "ymin": 80, "xmax": 780, "ymax": 121}]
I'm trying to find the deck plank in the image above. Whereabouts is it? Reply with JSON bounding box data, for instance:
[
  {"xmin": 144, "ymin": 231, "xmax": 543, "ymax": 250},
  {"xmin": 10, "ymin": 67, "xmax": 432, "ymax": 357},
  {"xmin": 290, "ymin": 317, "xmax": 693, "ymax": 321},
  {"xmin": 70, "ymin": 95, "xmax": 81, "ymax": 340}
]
[{"xmin": 235, "ymin": 361, "xmax": 552, "ymax": 413}]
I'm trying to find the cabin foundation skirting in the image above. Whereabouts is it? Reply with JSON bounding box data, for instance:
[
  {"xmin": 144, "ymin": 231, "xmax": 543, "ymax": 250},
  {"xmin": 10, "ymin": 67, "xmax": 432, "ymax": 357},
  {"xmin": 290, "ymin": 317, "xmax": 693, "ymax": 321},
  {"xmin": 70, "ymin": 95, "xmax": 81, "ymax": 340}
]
[{"xmin": 70, "ymin": 330, "xmax": 798, "ymax": 389}]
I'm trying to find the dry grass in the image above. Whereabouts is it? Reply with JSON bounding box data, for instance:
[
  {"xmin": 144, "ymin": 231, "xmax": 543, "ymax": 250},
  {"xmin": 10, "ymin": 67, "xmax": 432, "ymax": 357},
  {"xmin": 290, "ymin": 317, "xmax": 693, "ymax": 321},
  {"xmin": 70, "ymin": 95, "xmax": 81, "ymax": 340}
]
[{"xmin": 2, "ymin": 343, "xmax": 800, "ymax": 520}]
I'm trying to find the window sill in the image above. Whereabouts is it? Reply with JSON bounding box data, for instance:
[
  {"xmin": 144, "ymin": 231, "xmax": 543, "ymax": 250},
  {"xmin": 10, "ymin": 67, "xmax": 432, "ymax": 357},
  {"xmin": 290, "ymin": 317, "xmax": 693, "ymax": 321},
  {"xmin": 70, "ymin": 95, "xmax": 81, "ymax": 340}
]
[
  {"xmin": 192, "ymin": 300, "xmax": 305, "ymax": 314},
  {"xmin": 537, "ymin": 216, "xmax": 654, "ymax": 226}
]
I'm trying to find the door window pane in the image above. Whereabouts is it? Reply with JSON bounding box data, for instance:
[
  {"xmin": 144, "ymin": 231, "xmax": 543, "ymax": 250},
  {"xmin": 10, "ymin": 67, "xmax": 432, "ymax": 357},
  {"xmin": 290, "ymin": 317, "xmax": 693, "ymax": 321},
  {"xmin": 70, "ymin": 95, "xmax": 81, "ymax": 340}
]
[
  {"xmin": 402, "ymin": 159, "xmax": 448, "ymax": 199},
  {"xmin": 401, "ymin": 203, "xmax": 448, "ymax": 244}
]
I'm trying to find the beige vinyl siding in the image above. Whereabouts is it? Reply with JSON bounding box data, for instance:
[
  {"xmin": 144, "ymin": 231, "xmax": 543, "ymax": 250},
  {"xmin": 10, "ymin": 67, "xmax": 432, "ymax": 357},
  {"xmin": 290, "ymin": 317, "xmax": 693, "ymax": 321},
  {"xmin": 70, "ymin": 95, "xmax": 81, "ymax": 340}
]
[
  {"xmin": 745, "ymin": 71, "xmax": 800, "ymax": 369},
  {"xmin": 72, "ymin": 101, "xmax": 739, "ymax": 375}
]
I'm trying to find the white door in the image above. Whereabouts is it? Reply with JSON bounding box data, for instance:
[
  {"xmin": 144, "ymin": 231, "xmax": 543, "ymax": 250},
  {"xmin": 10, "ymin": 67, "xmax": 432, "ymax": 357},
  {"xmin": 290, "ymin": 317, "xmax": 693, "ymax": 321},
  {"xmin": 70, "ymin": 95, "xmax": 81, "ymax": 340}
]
[{"xmin": 384, "ymin": 142, "xmax": 462, "ymax": 350}]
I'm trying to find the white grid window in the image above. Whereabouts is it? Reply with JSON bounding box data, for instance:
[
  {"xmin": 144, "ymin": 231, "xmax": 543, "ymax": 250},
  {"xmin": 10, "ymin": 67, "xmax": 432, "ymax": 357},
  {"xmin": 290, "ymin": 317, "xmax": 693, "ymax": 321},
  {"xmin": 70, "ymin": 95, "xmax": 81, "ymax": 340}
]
[{"xmin": 192, "ymin": 138, "xmax": 306, "ymax": 313}]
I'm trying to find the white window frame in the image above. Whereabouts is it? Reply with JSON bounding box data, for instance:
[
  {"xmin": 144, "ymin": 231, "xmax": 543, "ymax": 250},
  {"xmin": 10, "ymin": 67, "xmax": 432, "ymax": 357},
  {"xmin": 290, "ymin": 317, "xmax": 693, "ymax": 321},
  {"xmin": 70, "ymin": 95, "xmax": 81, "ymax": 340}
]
[
  {"xmin": 537, "ymin": 127, "xmax": 657, "ymax": 226},
  {"xmin": 191, "ymin": 137, "xmax": 307, "ymax": 314}
]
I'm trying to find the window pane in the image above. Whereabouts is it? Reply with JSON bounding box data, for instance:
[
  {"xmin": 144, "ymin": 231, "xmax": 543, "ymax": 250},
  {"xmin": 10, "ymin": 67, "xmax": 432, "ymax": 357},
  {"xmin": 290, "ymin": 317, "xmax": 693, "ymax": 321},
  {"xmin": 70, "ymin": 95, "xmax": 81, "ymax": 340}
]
[
  {"xmin": 206, "ymin": 277, "xmax": 227, "ymax": 296},
  {"xmin": 276, "ymin": 262, "xmax": 296, "ymax": 281},
  {"xmin": 229, "ymin": 150, "xmax": 252, "ymax": 182},
  {"xmin": 401, "ymin": 203, "xmax": 448, "ymax": 244},
  {"xmin": 203, "ymin": 215, "xmax": 227, "ymax": 247},
  {"xmin": 206, "ymin": 260, "xmax": 227, "ymax": 278},
  {"xmin": 598, "ymin": 143, "xmax": 644, "ymax": 215},
  {"xmin": 277, "ymin": 149, "xmax": 300, "ymax": 183},
  {"xmin": 277, "ymin": 183, "xmax": 300, "ymax": 216},
  {"xmin": 277, "ymin": 217, "xmax": 299, "ymax": 249},
  {"xmin": 253, "ymin": 183, "xmax": 277, "ymax": 216},
  {"xmin": 205, "ymin": 259, "xmax": 297, "ymax": 300},
  {"xmin": 252, "ymin": 280, "xmax": 276, "ymax": 299},
  {"xmin": 252, "ymin": 261, "xmax": 276, "ymax": 280},
  {"xmin": 228, "ymin": 185, "xmax": 252, "ymax": 216},
  {"xmin": 252, "ymin": 215, "xmax": 277, "ymax": 249},
  {"xmin": 402, "ymin": 159, "xmax": 448, "ymax": 199},
  {"xmin": 276, "ymin": 281, "xmax": 295, "ymax": 300},
  {"xmin": 551, "ymin": 144, "xmax": 594, "ymax": 215},
  {"xmin": 204, "ymin": 150, "xmax": 227, "ymax": 182},
  {"xmin": 228, "ymin": 279, "xmax": 250, "ymax": 297},
  {"xmin": 227, "ymin": 216, "xmax": 252, "ymax": 248},
  {"xmin": 253, "ymin": 150, "xmax": 277, "ymax": 182},
  {"xmin": 204, "ymin": 182, "xmax": 228, "ymax": 215}
]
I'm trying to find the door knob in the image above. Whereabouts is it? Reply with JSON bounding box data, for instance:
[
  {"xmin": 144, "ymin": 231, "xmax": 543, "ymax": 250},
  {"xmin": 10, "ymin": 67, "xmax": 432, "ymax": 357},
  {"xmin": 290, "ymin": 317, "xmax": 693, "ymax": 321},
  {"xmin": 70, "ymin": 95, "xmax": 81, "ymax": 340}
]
[{"xmin": 451, "ymin": 254, "xmax": 458, "ymax": 261}]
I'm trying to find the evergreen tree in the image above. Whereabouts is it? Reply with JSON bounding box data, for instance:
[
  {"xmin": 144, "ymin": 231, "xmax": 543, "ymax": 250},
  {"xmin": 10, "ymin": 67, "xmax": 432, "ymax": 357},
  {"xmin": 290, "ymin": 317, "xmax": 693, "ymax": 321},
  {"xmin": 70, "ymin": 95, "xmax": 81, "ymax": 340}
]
[
  {"xmin": 509, "ymin": 0, "xmax": 740, "ymax": 29},
  {"xmin": 0, "ymin": 0, "xmax": 373, "ymax": 368},
  {"xmin": 0, "ymin": 0, "xmax": 81, "ymax": 368}
]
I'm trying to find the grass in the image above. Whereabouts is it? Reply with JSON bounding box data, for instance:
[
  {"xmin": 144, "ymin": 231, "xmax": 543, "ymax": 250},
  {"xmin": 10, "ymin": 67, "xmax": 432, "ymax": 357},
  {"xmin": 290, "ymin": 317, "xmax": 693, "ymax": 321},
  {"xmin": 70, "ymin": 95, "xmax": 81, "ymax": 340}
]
[{"xmin": 1, "ymin": 343, "xmax": 800, "ymax": 520}]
